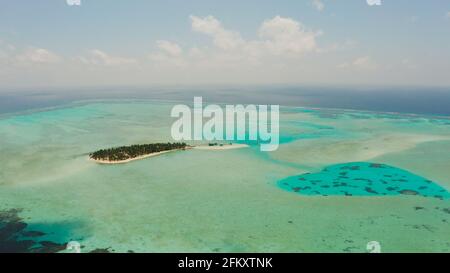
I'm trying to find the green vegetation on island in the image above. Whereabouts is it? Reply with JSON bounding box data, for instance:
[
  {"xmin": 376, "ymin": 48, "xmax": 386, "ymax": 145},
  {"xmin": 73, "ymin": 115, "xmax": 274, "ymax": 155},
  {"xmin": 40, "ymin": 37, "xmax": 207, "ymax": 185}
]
[{"xmin": 90, "ymin": 142, "xmax": 188, "ymax": 162}]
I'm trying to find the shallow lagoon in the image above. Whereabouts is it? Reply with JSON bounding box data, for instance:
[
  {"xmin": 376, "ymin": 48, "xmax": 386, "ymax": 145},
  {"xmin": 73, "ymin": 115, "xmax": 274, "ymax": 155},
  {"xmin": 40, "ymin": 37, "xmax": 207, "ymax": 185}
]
[{"xmin": 1, "ymin": 100, "xmax": 450, "ymax": 252}]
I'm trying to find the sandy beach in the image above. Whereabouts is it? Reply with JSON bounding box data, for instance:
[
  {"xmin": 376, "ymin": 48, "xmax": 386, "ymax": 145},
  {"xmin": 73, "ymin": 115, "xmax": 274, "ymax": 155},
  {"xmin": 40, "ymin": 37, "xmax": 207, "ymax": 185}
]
[{"xmin": 192, "ymin": 143, "xmax": 249, "ymax": 150}]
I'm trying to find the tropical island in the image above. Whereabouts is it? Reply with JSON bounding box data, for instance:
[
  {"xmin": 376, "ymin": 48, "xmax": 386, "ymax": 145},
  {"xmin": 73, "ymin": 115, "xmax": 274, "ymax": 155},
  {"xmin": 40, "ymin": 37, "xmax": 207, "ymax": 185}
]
[
  {"xmin": 89, "ymin": 142, "xmax": 189, "ymax": 164},
  {"xmin": 89, "ymin": 142, "xmax": 248, "ymax": 164}
]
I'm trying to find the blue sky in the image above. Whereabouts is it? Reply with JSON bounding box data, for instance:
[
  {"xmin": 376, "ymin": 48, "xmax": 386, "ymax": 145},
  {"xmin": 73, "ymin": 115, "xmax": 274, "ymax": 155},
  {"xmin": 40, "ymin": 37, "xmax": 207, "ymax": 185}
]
[{"xmin": 0, "ymin": 0, "xmax": 449, "ymax": 88}]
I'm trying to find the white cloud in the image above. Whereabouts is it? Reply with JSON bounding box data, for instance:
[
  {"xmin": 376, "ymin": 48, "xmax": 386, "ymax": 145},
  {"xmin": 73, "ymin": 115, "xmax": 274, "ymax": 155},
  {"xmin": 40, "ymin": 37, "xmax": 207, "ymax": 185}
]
[
  {"xmin": 0, "ymin": 44, "xmax": 61, "ymax": 77},
  {"xmin": 188, "ymin": 15, "xmax": 320, "ymax": 58},
  {"xmin": 146, "ymin": 15, "xmax": 321, "ymax": 70},
  {"xmin": 156, "ymin": 40, "xmax": 183, "ymax": 56},
  {"xmin": 148, "ymin": 41, "xmax": 186, "ymax": 67},
  {"xmin": 258, "ymin": 16, "xmax": 319, "ymax": 55},
  {"xmin": 446, "ymin": 11, "xmax": 450, "ymax": 18},
  {"xmin": 77, "ymin": 49, "xmax": 136, "ymax": 66},
  {"xmin": 16, "ymin": 48, "xmax": 60, "ymax": 64},
  {"xmin": 190, "ymin": 15, "xmax": 244, "ymax": 50},
  {"xmin": 312, "ymin": 0, "xmax": 325, "ymax": 11}
]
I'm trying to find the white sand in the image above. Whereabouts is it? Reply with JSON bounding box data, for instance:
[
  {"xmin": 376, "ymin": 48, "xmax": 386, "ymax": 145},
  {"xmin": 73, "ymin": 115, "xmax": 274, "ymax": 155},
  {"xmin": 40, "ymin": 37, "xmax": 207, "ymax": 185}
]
[{"xmin": 192, "ymin": 144, "xmax": 249, "ymax": 150}]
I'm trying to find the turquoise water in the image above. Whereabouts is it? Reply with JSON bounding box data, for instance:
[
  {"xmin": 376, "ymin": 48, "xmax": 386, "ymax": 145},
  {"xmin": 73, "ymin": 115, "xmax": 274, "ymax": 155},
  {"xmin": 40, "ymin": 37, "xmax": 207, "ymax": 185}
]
[
  {"xmin": 278, "ymin": 162, "xmax": 450, "ymax": 199},
  {"xmin": 1, "ymin": 100, "xmax": 450, "ymax": 252}
]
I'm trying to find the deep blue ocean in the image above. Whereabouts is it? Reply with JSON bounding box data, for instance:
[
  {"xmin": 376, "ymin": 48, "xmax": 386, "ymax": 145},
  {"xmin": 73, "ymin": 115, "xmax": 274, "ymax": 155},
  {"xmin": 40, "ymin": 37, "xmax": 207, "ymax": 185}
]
[{"xmin": 1, "ymin": 86, "xmax": 450, "ymax": 116}]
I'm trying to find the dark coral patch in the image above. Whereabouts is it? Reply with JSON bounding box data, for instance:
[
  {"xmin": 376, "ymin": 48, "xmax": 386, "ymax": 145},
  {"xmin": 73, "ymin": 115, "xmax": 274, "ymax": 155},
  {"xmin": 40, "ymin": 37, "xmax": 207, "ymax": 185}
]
[
  {"xmin": 278, "ymin": 162, "xmax": 450, "ymax": 199},
  {"xmin": 0, "ymin": 208, "xmax": 81, "ymax": 253}
]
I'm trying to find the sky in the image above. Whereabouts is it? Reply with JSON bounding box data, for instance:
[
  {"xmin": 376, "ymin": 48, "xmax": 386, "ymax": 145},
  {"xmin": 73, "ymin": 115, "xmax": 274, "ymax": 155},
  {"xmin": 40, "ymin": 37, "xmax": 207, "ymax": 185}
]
[{"xmin": 0, "ymin": 0, "xmax": 450, "ymax": 89}]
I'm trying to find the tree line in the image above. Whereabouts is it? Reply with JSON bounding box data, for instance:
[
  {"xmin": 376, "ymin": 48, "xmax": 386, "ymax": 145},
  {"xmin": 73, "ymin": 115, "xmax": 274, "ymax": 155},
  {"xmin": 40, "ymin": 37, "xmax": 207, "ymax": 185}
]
[{"xmin": 90, "ymin": 142, "xmax": 187, "ymax": 161}]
